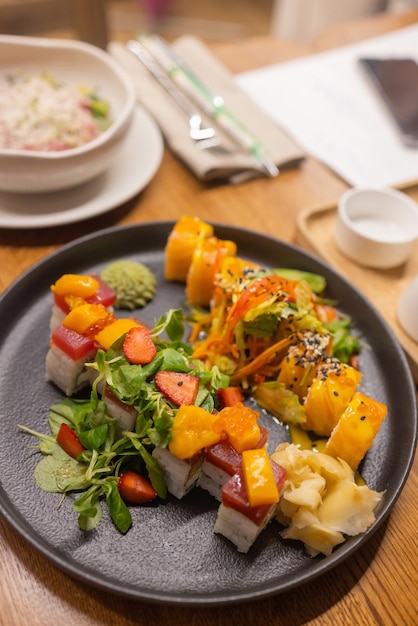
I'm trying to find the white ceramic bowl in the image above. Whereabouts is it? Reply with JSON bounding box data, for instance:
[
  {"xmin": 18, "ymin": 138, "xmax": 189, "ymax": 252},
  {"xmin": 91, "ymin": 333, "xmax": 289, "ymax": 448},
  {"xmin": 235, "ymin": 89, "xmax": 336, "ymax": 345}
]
[
  {"xmin": 0, "ymin": 35, "xmax": 136, "ymax": 193},
  {"xmin": 335, "ymin": 187, "xmax": 418, "ymax": 269},
  {"xmin": 397, "ymin": 275, "xmax": 418, "ymax": 342}
]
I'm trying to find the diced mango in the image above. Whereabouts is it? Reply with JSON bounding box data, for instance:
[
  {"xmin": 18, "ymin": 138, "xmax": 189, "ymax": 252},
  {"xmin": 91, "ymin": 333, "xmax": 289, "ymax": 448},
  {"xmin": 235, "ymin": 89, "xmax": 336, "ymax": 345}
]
[
  {"xmin": 169, "ymin": 405, "xmax": 223, "ymax": 460},
  {"xmin": 63, "ymin": 303, "xmax": 113, "ymax": 335},
  {"xmin": 94, "ymin": 318, "xmax": 140, "ymax": 351},
  {"xmin": 242, "ymin": 448, "xmax": 279, "ymax": 507},
  {"xmin": 51, "ymin": 274, "xmax": 99, "ymax": 298},
  {"xmin": 325, "ymin": 392, "xmax": 388, "ymax": 469},
  {"xmin": 164, "ymin": 216, "xmax": 214, "ymax": 282}
]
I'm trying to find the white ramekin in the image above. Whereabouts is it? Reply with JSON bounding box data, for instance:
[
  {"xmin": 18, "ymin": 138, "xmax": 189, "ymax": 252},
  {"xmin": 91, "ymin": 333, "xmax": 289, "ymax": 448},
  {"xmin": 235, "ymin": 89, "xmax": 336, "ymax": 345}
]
[{"xmin": 335, "ymin": 187, "xmax": 418, "ymax": 269}]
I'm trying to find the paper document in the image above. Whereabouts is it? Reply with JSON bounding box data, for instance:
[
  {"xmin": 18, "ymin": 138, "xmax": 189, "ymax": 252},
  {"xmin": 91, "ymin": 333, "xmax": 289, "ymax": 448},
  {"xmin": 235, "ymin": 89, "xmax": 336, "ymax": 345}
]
[{"xmin": 236, "ymin": 24, "xmax": 418, "ymax": 188}]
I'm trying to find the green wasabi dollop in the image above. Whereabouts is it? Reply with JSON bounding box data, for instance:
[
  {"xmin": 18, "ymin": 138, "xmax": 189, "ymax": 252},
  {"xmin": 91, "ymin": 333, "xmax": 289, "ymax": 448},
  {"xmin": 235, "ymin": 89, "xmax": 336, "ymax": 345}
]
[{"xmin": 101, "ymin": 260, "xmax": 157, "ymax": 310}]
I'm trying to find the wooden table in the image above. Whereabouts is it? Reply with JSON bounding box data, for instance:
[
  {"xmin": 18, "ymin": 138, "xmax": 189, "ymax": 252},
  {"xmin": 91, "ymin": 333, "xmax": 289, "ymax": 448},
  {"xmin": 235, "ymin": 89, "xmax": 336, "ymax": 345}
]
[{"xmin": 1, "ymin": 10, "xmax": 417, "ymax": 626}]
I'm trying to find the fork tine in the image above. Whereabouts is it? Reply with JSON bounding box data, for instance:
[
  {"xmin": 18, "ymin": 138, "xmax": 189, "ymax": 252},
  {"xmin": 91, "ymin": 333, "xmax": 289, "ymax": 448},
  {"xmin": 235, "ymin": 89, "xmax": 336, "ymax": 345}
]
[
  {"xmin": 188, "ymin": 114, "xmax": 216, "ymax": 141},
  {"xmin": 127, "ymin": 40, "xmax": 225, "ymax": 148}
]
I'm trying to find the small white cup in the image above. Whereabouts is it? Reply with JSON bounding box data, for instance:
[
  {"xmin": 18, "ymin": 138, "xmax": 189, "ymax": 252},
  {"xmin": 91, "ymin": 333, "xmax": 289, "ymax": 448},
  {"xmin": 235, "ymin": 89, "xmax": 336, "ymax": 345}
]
[
  {"xmin": 335, "ymin": 187, "xmax": 418, "ymax": 269},
  {"xmin": 398, "ymin": 275, "xmax": 418, "ymax": 343}
]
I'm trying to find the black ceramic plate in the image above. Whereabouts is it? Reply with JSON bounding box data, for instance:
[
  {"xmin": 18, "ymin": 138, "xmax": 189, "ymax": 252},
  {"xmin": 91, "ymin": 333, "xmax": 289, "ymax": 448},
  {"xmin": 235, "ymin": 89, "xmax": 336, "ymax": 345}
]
[{"xmin": 0, "ymin": 222, "xmax": 416, "ymax": 606}]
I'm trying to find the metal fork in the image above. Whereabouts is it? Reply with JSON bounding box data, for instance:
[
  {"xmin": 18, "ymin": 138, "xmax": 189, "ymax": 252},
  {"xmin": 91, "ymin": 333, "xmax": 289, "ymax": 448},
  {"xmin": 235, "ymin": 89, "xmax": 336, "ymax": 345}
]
[{"xmin": 127, "ymin": 40, "xmax": 224, "ymax": 150}]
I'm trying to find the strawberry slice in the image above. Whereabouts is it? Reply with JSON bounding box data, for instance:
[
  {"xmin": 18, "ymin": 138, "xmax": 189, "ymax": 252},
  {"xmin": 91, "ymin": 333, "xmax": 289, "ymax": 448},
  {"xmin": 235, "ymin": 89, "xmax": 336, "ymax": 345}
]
[
  {"xmin": 56, "ymin": 423, "xmax": 85, "ymax": 459},
  {"xmin": 118, "ymin": 470, "xmax": 157, "ymax": 504},
  {"xmin": 123, "ymin": 326, "xmax": 157, "ymax": 364},
  {"xmin": 154, "ymin": 370, "xmax": 199, "ymax": 405}
]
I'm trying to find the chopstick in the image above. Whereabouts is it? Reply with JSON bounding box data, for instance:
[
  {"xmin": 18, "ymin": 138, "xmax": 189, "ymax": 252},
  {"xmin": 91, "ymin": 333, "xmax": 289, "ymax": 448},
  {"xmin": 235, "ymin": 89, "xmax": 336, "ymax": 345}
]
[
  {"xmin": 127, "ymin": 39, "xmax": 217, "ymax": 140},
  {"xmin": 137, "ymin": 34, "xmax": 279, "ymax": 178}
]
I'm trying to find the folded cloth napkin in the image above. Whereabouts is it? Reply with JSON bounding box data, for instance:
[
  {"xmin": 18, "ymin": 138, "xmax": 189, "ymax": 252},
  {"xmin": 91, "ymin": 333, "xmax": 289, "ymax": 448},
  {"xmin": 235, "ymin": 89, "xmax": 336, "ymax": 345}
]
[{"xmin": 109, "ymin": 36, "xmax": 305, "ymax": 183}]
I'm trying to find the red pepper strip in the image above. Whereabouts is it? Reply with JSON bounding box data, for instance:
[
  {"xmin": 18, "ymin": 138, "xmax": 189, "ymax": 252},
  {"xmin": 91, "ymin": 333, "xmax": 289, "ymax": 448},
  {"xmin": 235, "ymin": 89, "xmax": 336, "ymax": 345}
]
[{"xmin": 218, "ymin": 386, "xmax": 244, "ymax": 408}]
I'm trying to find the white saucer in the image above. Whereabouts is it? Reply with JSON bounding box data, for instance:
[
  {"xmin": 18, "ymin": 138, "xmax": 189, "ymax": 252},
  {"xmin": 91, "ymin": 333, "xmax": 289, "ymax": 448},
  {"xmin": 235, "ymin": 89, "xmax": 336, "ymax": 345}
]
[{"xmin": 0, "ymin": 106, "xmax": 163, "ymax": 229}]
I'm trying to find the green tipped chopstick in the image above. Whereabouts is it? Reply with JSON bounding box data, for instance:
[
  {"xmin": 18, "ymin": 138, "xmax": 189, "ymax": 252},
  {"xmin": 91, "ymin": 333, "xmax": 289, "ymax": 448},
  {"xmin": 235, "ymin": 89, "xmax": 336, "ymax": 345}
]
[{"xmin": 138, "ymin": 34, "xmax": 279, "ymax": 178}]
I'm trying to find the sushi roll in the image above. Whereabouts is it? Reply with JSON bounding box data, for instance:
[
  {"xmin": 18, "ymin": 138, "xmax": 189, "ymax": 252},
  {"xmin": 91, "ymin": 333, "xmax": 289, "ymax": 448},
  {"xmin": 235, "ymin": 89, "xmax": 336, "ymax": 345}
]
[
  {"xmin": 164, "ymin": 215, "xmax": 214, "ymax": 282},
  {"xmin": 157, "ymin": 404, "xmax": 224, "ymax": 499},
  {"xmin": 302, "ymin": 359, "xmax": 362, "ymax": 436},
  {"xmin": 46, "ymin": 301, "xmax": 115, "ymax": 395},
  {"xmin": 49, "ymin": 273, "xmax": 116, "ymax": 333},
  {"xmin": 198, "ymin": 440, "xmax": 241, "ymax": 501},
  {"xmin": 325, "ymin": 391, "xmax": 388, "ymax": 470},
  {"xmin": 152, "ymin": 446, "xmax": 204, "ymax": 499},
  {"xmin": 214, "ymin": 453, "xmax": 287, "ymax": 553},
  {"xmin": 103, "ymin": 386, "xmax": 138, "ymax": 435},
  {"xmin": 198, "ymin": 425, "xmax": 269, "ymax": 501},
  {"xmin": 46, "ymin": 307, "xmax": 139, "ymax": 397},
  {"xmin": 46, "ymin": 324, "xmax": 98, "ymax": 396}
]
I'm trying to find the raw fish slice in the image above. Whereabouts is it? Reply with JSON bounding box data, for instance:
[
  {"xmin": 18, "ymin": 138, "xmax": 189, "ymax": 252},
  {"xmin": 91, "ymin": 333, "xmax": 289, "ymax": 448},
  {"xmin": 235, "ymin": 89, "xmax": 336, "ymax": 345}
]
[{"xmin": 199, "ymin": 426, "xmax": 269, "ymax": 501}]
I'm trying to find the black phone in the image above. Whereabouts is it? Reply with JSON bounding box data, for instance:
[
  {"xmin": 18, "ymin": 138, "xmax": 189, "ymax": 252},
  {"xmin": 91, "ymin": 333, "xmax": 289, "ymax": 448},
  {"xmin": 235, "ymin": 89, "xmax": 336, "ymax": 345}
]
[{"xmin": 359, "ymin": 57, "xmax": 418, "ymax": 147}]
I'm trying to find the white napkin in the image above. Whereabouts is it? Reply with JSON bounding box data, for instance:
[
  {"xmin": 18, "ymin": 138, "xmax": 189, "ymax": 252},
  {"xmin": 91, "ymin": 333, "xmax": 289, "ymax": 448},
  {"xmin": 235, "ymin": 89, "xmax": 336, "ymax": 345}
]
[{"xmin": 109, "ymin": 36, "xmax": 305, "ymax": 183}]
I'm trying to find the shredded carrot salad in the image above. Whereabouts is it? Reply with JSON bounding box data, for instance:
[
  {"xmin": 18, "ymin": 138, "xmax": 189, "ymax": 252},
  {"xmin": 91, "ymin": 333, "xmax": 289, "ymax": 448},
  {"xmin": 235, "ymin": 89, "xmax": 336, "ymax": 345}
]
[{"xmin": 189, "ymin": 256, "xmax": 334, "ymax": 385}]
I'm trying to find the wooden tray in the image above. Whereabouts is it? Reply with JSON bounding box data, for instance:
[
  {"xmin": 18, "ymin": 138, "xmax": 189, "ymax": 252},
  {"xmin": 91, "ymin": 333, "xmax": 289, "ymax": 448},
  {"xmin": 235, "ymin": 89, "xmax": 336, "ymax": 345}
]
[{"xmin": 296, "ymin": 187, "xmax": 418, "ymax": 383}]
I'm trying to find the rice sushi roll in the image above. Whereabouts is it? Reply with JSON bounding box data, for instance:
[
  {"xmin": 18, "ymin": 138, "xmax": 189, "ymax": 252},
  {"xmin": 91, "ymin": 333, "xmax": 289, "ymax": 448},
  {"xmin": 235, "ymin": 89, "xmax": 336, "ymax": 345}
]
[
  {"xmin": 46, "ymin": 299, "xmax": 116, "ymax": 394},
  {"xmin": 155, "ymin": 404, "xmax": 224, "ymax": 499},
  {"xmin": 152, "ymin": 447, "xmax": 204, "ymax": 499},
  {"xmin": 46, "ymin": 306, "xmax": 139, "ymax": 397},
  {"xmin": 198, "ymin": 441, "xmax": 241, "ymax": 501},
  {"xmin": 46, "ymin": 324, "xmax": 98, "ymax": 396},
  {"xmin": 49, "ymin": 273, "xmax": 116, "ymax": 333},
  {"xmin": 214, "ymin": 453, "xmax": 287, "ymax": 553},
  {"xmin": 103, "ymin": 386, "xmax": 138, "ymax": 435}
]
